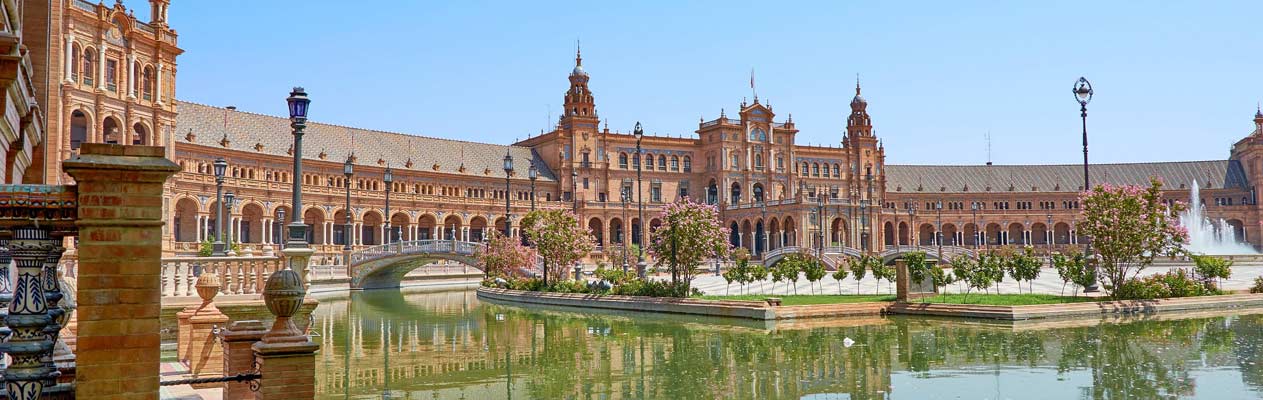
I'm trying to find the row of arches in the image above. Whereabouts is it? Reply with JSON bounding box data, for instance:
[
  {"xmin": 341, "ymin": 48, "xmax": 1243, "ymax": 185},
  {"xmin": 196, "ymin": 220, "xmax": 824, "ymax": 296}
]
[
  {"xmin": 880, "ymin": 221, "xmax": 1082, "ymax": 246},
  {"xmin": 69, "ymin": 109, "xmax": 153, "ymax": 149},
  {"xmin": 617, "ymin": 153, "xmax": 693, "ymax": 172},
  {"xmin": 726, "ymin": 217, "xmax": 800, "ymax": 255},
  {"xmin": 69, "ymin": 42, "xmax": 158, "ymax": 100}
]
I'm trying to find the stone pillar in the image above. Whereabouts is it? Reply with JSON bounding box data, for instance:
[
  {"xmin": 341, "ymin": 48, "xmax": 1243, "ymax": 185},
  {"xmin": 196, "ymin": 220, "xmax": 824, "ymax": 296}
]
[
  {"xmin": 4, "ymin": 227, "xmax": 59, "ymax": 399},
  {"xmin": 220, "ymin": 320, "xmax": 266, "ymax": 400},
  {"xmin": 894, "ymin": 258, "xmax": 937, "ymax": 303},
  {"xmin": 183, "ymin": 272, "xmax": 229, "ymax": 387},
  {"xmin": 64, "ymin": 144, "xmax": 178, "ymax": 400},
  {"xmin": 252, "ymin": 260, "xmax": 319, "ymax": 400}
]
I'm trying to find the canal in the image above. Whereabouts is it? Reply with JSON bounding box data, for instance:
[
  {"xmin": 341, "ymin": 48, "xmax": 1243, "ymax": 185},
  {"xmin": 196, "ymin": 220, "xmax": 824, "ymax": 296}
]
[{"xmin": 308, "ymin": 289, "xmax": 1263, "ymax": 399}]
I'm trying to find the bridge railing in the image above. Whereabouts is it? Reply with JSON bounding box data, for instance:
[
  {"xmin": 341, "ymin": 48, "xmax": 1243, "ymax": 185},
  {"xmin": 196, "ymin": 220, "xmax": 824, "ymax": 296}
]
[
  {"xmin": 161, "ymin": 255, "xmax": 284, "ymax": 297},
  {"xmin": 350, "ymin": 240, "xmax": 488, "ymax": 265}
]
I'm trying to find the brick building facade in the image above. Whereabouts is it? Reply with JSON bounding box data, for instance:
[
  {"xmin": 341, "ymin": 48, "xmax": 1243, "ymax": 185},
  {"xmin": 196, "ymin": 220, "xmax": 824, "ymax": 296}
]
[{"xmin": 9, "ymin": 2, "xmax": 1261, "ymax": 264}]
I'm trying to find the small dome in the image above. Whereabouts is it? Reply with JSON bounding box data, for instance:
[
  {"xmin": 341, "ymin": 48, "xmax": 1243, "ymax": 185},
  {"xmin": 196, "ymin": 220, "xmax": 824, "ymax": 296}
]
[
  {"xmin": 572, "ymin": 65, "xmax": 588, "ymax": 77},
  {"xmin": 851, "ymin": 94, "xmax": 866, "ymax": 105},
  {"xmin": 1255, "ymin": 108, "xmax": 1262, "ymax": 119}
]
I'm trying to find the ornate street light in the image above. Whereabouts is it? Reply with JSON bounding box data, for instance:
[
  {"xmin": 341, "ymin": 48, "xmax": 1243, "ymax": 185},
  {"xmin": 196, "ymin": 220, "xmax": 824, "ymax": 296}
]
[
  {"xmin": 621, "ymin": 186, "xmax": 630, "ymax": 274},
  {"xmin": 503, "ymin": 149, "xmax": 514, "ymax": 237},
  {"xmin": 212, "ymin": 157, "xmax": 228, "ymax": 256},
  {"xmin": 343, "ymin": 155, "xmax": 354, "ymax": 252},
  {"xmin": 224, "ymin": 191, "xmax": 236, "ymax": 251},
  {"xmin": 971, "ymin": 202, "xmax": 979, "ymax": 250},
  {"xmin": 1074, "ymin": 77, "xmax": 1100, "ymax": 292},
  {"xmin": 634, "ymin": 122, "xmax": 647, "ymax": 278},
  {"xmin": 285, "ymin": 87, "xmax": 311, "ymax": 249},
  {"xmin": 571, "ymin": 170, "xmax": 578, "ymax": 212},
  {"xmin": 383, "ymin": 165, "xmax": 393, "ymax": 244},
  {"xmin": 528, "ymin": 163, "xmax": 538, "ymax": 211},
  {"xmin": 935, "ymin": 200, "xmax": 943, "ymax": 261}
]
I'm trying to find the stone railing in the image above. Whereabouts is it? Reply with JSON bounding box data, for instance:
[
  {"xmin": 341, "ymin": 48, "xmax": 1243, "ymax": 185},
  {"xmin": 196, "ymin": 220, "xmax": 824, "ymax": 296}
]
[{"xmin": 161, "ymin": 256, "xmax": 284, "ymax": 297}]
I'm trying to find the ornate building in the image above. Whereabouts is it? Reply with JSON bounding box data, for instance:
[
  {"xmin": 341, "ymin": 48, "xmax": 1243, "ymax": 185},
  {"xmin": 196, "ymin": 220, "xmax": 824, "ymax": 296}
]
[{"xmin": 19, "ymin": 2, "xmax": 1262, "ymax": 262}]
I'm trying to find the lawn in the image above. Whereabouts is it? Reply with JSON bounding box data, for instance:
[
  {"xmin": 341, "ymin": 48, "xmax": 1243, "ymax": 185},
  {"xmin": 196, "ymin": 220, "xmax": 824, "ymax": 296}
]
[
  {"xmin": 915, "ymin": 293, "xmax": 1099, "ymax": 306},
  {"xmin": 699, "ymin": 294, "xmax": 896, "ymax": 305}
]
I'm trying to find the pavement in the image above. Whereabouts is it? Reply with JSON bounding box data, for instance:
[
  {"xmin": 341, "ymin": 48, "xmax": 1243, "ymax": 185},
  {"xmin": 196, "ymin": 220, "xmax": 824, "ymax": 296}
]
[{"xmin": 688, "ymin": 262, "xmax": 1263, "ymax": 297}]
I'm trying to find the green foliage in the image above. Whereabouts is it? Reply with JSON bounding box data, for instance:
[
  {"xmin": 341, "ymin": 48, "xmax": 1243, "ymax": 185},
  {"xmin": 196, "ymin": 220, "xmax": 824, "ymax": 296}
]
[
  {"xmin": 1080, "ymin": 178, "xmax": 1189, "ymax": 298},
  {"xmin": 976, "ymin": 251, "xmax": 1007, "ymax": 293},
  {"xmin": 594, "ymin": 265, "xmax": 634, "ymax": 286},
  {"xmin": 848, "ymin": 255, "xmax": 870, "ymax": 294},
  {"xmin": 1008, "ymin": 246, "xmax": 1043, "ymax": 294},
  {"xmin": 871, "ymin": 260, "xmax": 894, "ymax": 295},
  {"xmin": 1191, "ymin": 254, "xmax": 1233, "ymax": 289},
  {"xmin": 1052, "ymin": 248, "xmax": 1093, "ymax": 297},
  {"xmin": 477, "ymin": 230, "xmax": 537, "ymax": 278},
  {"xmin": 1115, "ymin": 269, "xmax": 1215, "ymax": 300},
  {"xmin": 1250, "ymin": 276, "xmax": 1263, "ymax": 294},
  {"xmin": 831, "ymin": 267, "xmax": 849, "ymax": 294},
  {"xmin": 647, "ymin": 200, "xmax": 730, "ymax": 290},
  {"xmin": 929, "ymin": 264, "xmax": 953, "ymax": 293},
  {"xmin": 949, "ymin": 254, "xmax": 976, "ymax": 292},
  {"xmin": 610, "ymin": 279, "xmax": 701, "ymax": 298},
  {"xmin": 699, "ymin": 294, "xmax": 894, "ymax": 305},
  {"xmin": 523, "ymin": 209, "xmax": 595, "ymax": 284},
  {"xmin": 199, "ymin": 238, "xmax": 214, "ymax": 257},
  {"xmin": 903, "ymin": 251, "xmax": 929, "ymax": 286},
  {"xmin": 802, "ymin": 255, "xmax": 827, "ymax": 295}
]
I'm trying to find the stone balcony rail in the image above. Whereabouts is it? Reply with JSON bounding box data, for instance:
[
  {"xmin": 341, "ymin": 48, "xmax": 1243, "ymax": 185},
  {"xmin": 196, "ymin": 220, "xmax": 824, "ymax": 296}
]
[
  {"xmin": 176, "ymin": 172, "xmax": 569, "ymax": 209},
  {"xmin": 160, "ymin": 255, "xmax": 283, "ymax": 297}
]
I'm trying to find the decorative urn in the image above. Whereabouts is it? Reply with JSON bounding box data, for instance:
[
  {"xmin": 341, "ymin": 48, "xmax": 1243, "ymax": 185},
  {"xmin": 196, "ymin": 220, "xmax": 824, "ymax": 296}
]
[{"xmin": 261, "ymin": 268, "xmax": 306, "ymax": 341}]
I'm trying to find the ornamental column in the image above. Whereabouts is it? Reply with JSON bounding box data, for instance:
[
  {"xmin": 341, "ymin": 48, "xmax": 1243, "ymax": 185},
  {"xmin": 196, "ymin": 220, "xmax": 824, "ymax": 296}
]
[
  {"xmin": 4, "ymin": 227, "xmax": 60, "ymax": 399},
  {"xmin": 64, "ymin": 144, "xmax": 179, "ymax": 399},
  {"xmin": 63, "ymin": 33, "xmax": 75, "ymax": 83}
]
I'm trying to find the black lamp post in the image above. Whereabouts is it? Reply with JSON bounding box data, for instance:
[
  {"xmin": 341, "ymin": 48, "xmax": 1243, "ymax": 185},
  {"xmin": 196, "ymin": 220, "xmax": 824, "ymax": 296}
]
[
  {"xmin": 864, "ymin": 165, "xmax": 873, "ymax": 253},
  {"xmin": 343, "ymin": 155, "xmax": 354, "ymax": 252},
  {"xmin": 816, "ymin": 186, "xmax": 825, "ymax": 262},
  {"xmin": 212, "ymin": 157, "xmax": 228, "ymax": 256},
  {"xmin": 1046, "ymin": 213, "xmax": 1054, "ymax": 257},
  {"xmin": 621, "ymin": 187, "xmax": 630, "ymax": 274},
  {"xmin": 571, "ymin": 170, "xmax": 578, "ymax": 213},
  {"xmin": 935, "ymin": 200, "xmax": 943, "ymax": 261},
  {"xmin": 503, "ymin": 149, "xmax": 514, "ymax": 237},
  {"xmin": 971, "ymin": 202, "xmax": 979, "ymax": 249},
  {"xmin": 383, "ymin": 165, "xmax": 393, "ymax": 244},
  {"xmin": 285, "ymin": 87, "xmax": 311, "ymax": 249},
  {"xmin": 1074, "ymin": 77, "xmax": 1100, "ymax": 292},
  {"xmin": 528, "ymin": 163, "xmax": 538, "ymax": 211},
  {"xmin": 224, "ymin": 191, "xmax": 236, "ymax": 252},
  {"xmin": 910, "ymin": 203, "xmax": 919, "ymax": 250},
  {"xmin": 760, "ymin": 201, "xmax": 768, "ymax": 257},
  {"xmin": 634, "ymin": 122, "xmax": 647, "ymax": 278}
]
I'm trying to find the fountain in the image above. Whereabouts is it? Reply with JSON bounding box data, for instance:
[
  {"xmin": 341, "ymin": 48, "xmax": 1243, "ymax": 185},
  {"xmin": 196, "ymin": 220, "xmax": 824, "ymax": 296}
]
[{"xmin": 1179, "ymin": 180, "xmax": 1257, "ymax": 255}]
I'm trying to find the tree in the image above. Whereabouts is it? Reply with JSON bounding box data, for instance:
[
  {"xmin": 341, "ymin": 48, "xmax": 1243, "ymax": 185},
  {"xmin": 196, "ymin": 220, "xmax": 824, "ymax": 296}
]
[
  {"xmin": 871, "ymin": 260, "xmax": 894, "ymax": 295},
  {"xmin": 749, "ymin": 264, "xmax": 769, "ymax": 294},
  {"xmin": 1009, "ymin": 246, "xmax": 1042, "ymax": 294},
  {"xmin": 802, "ymin": 254, "xmax": 827, "ymax": 295},
  {"xmin": 977, "ymin": 250, "xmax": 1006, "ymax": 294},
  {"xmin": 1191, "ymin": 254, "xmax": 1233, "ymax": 291},
  {"xmin": 848, "ymin": 255, "xmax": 869, "ymax": 294},
  {"xmin": 647, "ymin": 199, "xmax": 731, "ymax": 292},
  {"xmin": 476, "ymin": 230, "xmax": 537, "ymax": 278},
  {"xmin": 523, "ymin": 209, "xmax": 595, "ymax": 286},
  {"xmin": 1079, "ymin": 178, "xmax": 1188, "ymax": 298},
  {"xmin": 721, "ymin": 267, "xmax": 738, "ymax": 295},
  {"xmin": 832, "ymin": 266, "xmax": 850, "ymax": 294},
  {"xmin": 769, "ymin": 261, "xmax": 787, "ymax": 294},
  {"xmin": 950, "ymin": 254, "xmax": 981, "ymax": 303},
  {"xmin": 903, "ymin": 251, "xmax": 929, "ymax": 288},
  {"xmin": 930, "ymin": 263, "xmax": 954, "ymax": 296}
]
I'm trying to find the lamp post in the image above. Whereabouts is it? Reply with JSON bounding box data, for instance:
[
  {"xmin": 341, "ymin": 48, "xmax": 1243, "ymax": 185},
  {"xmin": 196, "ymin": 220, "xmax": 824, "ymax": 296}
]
[
  {"xmin": 383, "ymin": 165, "xmax": 393, "ymax": 244},
  {"xmin": 224, "ymin": 191, "xmax": 236, "ymax": 254},
  {"xmin": 816, "ymin": 186, "xmax": 825, "ymax": 263},
  {"xmin": 528, "ymin": 164, "xmax": 538, "ymax": 211},
  {"xmin": 571, "ymin": 170, "xmax": 578, "ymax": 213},
  {"xmin": 910, "ymin": 203, "xmax": 919, "ymax": 250},
  {"xmin": 1046, "ymin": 214, "xmax": 1054, "ymax": 260},
  {"xmin": 343, "ymin": 156, "xmax": 354, "ymax": 253},
  {"xmin": 285, "ymin": 87, "xmax": 311, "ymax": 249},
  {"xmin": 761, "ymin": 201, "xmax": 768, "ymax": 257},
  {"xmin": 503, "ymin": 149, "xmax": 514, "ymax": 237},
  {"xmin": 212, "ymin": 157, "xmax": 228, "ymax": 256},
  {"xmin": 634, "ymin": 122, "xmax": 647, "ymax": 278},
  {"xmin": 621, "ymin": 187, "xmax": 630, "ymax": 274},
  {"xmin": 971, "ymin": 202, "xmax": 979, "ymax": 250},
  {"xmin": 935, "ymin": 200, "xmax": 943, "ymax": 261},
  {"xmin": 1074, "ymin": 77, "xmax": 1099, "ymax": 292},
  {"xmin": 865, "ymin": 165, "xmax": 873, "ymax": 253}
]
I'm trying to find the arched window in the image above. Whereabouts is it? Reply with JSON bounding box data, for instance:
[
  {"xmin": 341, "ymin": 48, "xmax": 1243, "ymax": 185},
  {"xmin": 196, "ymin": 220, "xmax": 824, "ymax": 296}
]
[
  {"xmin": 644, "ymin": 154, "xmax": 653, "ymax": 170},
  {"xmin": 812, "ymin": 163, "xmax": 820, "ymax": 177},
  {"xmin": 70, "ymin": 43, "xmax": 80, "ymax": 81},
  {"xmin": 801, "ymin": 162, "xmax": 809, "ymax": 175},
  {"xmin": 730, "ymin": 154, "xmax": 739, "ymax": 169},
  {"xmin": 618, "ymin": 153, "xmax": 628, "ymax": 169},
  {"xmin": 754, "ymin": 153, "xmax": 763, "ymax": 168},
  {"xmin": 777, "ymin": 156, "xmax": 784, "ymax": 170},
  {"xmin": 82, "ymin": 48, "xmax": 96, "ymax": 86},
  {"xmin": 833, "ymin": 164, "xmax": 840, "ymax": 178},
  {"xmin": 70, "ymin": 110, "xmax": 88, "ymax": 149},
  {"xmin": 631, "ymin": 153, "xmax": 640, "ymax": 169},
  {"xmin": 102, "ymin": 117, "xmax": 120, "ymax": 144},
  {"xmin": 749, "ymin": 128, "xmax": 767, "ymax": 142},
  {"xmin": 142, "ymin": 65, "xmax": 155, "ymax": 100},
  {"xmin": 670, "ymin": 155, "xmax": 679, "ymax": 171},
  {"xmin": 657, "ymin": 155, "xmax": 666, "ymax": 170},
  {"xmin": 132, "ymin": 123, "xmax": 148, "ymax": 145},
  {"xmin": 683, "ymin": 156, "xmax": 692, "ymax": 172}
]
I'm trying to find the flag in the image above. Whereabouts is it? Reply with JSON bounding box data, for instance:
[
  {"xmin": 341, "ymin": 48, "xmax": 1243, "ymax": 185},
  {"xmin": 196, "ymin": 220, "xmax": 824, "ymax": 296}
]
[{"xmin": 750, "ymin": 69, "xmax": 755, "ymax": 89}]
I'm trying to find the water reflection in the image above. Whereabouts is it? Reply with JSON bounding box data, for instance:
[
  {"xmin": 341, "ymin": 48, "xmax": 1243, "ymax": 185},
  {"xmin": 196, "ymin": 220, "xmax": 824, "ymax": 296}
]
[{"xmin": 311, "ymin": 289, "xmax": 1263, "ymax": 399}]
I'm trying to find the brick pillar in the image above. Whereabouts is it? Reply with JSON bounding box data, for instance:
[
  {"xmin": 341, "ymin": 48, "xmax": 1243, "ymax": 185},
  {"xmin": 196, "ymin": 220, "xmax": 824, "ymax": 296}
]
[
  {"xmin": 63, "ymin": 144, "xmax": 179, "ymax": 400},
  {"xmin": 252, "ymin": 249, "xmax": 319, "ymax": 400},
  {"xmin": 220, "ymin": 320, "xmax": 266, "ymax": 400},
  {"xmin": 186, "ymin": 273, "xmax": 230, "ymax": 387}
]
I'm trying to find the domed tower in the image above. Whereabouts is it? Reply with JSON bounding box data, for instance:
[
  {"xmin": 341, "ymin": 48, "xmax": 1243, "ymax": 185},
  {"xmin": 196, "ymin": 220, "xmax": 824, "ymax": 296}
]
[
  {"xmin": 558, "ymin": 44, "xmax": 601, "ymax": 204},
  {"xmin": 843, "ymin": 79, "xmax": 885, "ymax": 229}
]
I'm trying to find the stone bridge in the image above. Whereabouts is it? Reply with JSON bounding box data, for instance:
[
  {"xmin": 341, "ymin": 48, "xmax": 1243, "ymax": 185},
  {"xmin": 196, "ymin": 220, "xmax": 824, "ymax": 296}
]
[
  {"xmin": 348, "ymin": 239, "xmax": 540, "ymax": 290},
  {"xmin": 761, "ymin": 245, "xmax": 976, "ymax": 268}
]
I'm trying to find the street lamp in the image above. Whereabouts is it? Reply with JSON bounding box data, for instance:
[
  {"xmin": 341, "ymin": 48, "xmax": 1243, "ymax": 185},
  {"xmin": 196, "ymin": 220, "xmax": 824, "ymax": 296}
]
[
  {"xmin": 909, "ymin": 203, "xmax": 919, "ymax": 250},
  {"xmin": 935, "ymin": 200, "xmax": 943, "ymax": 261},
  {"xmin": 1046, "ymin": 213, "xmax": 1054, "ymax": 259},
  {"xmin": 621, "ymin": 187, "xmax": 630, "ymax": 274},
  {"xmin": 383, "ymin": 165, "xmax": 393, "ymax": 244},
  {"xmin": 1075, "ymin": 77, "xmax": 1100, "ymax": 292},
  {"xmin": 971, "ymin": 202, "xmax": 979, "ymax": 250},
  {"xmin": 760, "ymin": 201, "xmax": 768, "ymax": 257},
  {"xmin": 816, "ymin": 186, "xmax": 825, "ymax": 263},
  {"xmin": 285, "ymin": 87, "xmax": 311, "ymax": 249},
  {"xmin": 571, "ymin": 170, "xmax": 578, "ymax": 213},
  {"xmin": 343, "ymin": 155, "xmax": 354, "ymax": 252},
  {"xmin": 224, "ymin": 191, "xmax": 236, "ymax": 253},
  {"xmin": 503, "ymin": 149, "xmax": 514, "ymax": 237},
  {"xmin": 864, "ymin": 165, "xmax": 873, "ymax": 253},
  {"xmin": 212, "ymin": 157, "xmax": 228, "ymax": 256},
  {"xmin": 634, "ymin": 122, "xmax": 647, "ymax": 278},
  {"xmin": 528, "ymin": 163, "xmax": 538, "ymax": 211}
]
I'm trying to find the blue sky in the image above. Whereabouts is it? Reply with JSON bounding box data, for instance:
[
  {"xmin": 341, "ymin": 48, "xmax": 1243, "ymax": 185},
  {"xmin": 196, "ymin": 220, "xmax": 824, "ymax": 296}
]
[{"xmin": 149, "ymin": 1, "xmax": 1263, "ymax": 165}]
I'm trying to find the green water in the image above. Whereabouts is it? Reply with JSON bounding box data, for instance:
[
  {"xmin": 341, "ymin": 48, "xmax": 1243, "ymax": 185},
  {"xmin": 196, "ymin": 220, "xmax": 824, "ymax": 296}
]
[{"xmin": 310, "ymin": 289, "xmax": 1263, "ymax": 399}]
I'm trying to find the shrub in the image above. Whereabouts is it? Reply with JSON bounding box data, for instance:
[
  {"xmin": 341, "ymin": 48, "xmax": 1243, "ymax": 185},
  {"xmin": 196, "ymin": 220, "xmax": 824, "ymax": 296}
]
[
  {"xmin": 1079, "ymin": 178, "xmax": 1188, "ymax": 298},
  {"xmin": 1191, "ymin": 254, "xmax": 1232, "ymax": 290},
  {"xmin": 1115, "ymin": 269, "xmax": 1213, "ymax": 300},
  {"xmin": 848, "ymin": 256, "xmax": 869, "ymax": 294},
  {"xmin": 1251, "ymin": 276, "xmax": 1263, "ymax": 294},
  {"xmin": 831, "ymin": 267, "xmax": 849, "ymax": 295},
  {"xmin": 610, "ymin": 279, "xmax": 699, "ymax": 298},
  {"xmin": 1009, "ymin": 246, "xmax": 1043, "ymax": 294},
  {"xmin": 903, "ymin": 251, "xmax": 928, "ymax": 286}
]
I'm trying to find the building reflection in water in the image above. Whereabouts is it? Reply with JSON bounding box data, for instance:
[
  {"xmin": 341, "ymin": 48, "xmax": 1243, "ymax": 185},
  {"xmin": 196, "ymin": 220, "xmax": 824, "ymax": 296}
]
[{"xmin": 308, "ymin": 289, "xmax": 1263, "ymax": 399}]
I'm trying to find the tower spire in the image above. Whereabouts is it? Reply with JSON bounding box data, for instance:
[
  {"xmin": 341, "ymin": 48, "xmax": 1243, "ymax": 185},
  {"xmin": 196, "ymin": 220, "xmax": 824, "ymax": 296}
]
[
  {"xmin": 856, "ymin": 73, "xmax": 861, "ymax": 96},
  {"xmin": 576, "ymin": 39, "xmax": 582, "ymax": 67}
]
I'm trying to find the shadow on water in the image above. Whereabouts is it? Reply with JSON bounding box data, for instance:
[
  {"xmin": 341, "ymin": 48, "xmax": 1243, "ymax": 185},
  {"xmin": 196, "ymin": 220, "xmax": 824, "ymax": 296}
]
[{"xmin": 310, "ymin": 288, "xmax": 1263, "ymax": 400}]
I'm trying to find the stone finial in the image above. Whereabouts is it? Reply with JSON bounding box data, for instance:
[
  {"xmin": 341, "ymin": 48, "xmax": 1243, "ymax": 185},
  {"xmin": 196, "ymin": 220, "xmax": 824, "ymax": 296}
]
[
  {"xmin": 260, "ymin": 268, "xmax": 305, "ymax": 343},
  {"xmin": 195, "ymin": 272, "xmax": 220, "ymax": 307}
]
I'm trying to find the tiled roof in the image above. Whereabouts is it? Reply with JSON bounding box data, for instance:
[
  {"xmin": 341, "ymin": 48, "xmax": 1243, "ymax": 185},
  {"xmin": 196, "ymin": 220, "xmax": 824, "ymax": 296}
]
[
  {"xmin": 175, "ymin": 101, "xmax": 556, "ymax": 181},
  {"xmin": 885, "ymin": 160, "xmax": 1248, "ymax": 194}
]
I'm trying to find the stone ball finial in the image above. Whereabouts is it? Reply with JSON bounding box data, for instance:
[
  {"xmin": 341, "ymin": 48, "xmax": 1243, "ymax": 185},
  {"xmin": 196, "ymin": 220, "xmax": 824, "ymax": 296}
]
[
  {"xmin": 260, "ymin": 268, "xmax": 305, "ymax": 342},
  {"xmin": 195, "ymin": 271, "xmax": 220, "ymax": 305}
]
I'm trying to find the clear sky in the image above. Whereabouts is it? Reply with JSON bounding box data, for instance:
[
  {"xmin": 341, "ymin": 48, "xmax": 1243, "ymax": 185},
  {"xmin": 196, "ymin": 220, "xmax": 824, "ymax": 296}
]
[{"xmin": 148, "ymin": 1, "xmax": 1263, "ymax": 166}]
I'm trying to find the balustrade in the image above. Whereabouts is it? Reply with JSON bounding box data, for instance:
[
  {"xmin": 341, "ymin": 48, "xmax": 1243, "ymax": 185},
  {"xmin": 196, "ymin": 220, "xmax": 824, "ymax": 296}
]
[{"xmin": 160, "ymin": 256, "xmax": 283, "ymax": 297}]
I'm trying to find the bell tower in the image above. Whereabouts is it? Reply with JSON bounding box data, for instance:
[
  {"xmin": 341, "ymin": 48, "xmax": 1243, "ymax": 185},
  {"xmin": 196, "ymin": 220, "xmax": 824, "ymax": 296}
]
[
  {"xmin": 844, "ymin": 79, "xmax": 885, "ymax": 205},
  {"xmin": 559, "ymin": 44, "xmax": 601, "ymax": 204}
]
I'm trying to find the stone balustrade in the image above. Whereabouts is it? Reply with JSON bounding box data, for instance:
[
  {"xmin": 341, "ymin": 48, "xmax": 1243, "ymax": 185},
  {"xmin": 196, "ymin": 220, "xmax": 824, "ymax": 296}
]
[{"xmin": 161, "ymin": 256, "xmax": 284, "ymax": 297}]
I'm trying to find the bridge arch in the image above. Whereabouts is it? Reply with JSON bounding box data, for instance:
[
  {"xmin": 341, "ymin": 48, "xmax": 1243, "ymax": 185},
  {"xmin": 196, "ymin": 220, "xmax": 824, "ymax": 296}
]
[{"xmin": 349, "ymin": 240, "xmax": 487, "ymax": 289}]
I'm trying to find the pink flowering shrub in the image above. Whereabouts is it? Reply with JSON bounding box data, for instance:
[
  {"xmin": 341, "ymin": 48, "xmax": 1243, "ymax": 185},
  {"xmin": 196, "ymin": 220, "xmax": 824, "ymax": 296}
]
[
  {"xmin": 523, "ymin": 209, "xmax": 595, "ymax": 284},
  {"xmin": 476, "ymin": 230, "xmax": 537, "ymax": 278},
  {"xmin": 1079, "ymin": 177, "xmax": 1188, "ymax": 298},
  {"xmin": 647, "ymin": 198, "xmax": 731, "ymax": 291}
]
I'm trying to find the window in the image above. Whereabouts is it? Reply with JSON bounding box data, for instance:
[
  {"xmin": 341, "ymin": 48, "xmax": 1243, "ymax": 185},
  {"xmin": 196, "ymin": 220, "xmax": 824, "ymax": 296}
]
[
  {"xmin": 754, "ymin": 153, "xmax": 763, "ymax": 169},
  {"xmin": 730, "ymin": 154, "xmax": 739, "ymax": 169},
  {"xmin": 678, "ymin": 185, "xmax": 688, "ymax": 200},
  {"xmin": 70, "ymin": 44, "xmax": 80, "ymax": 81},
  {"xmin": 749, "ymin": 128, "xmax": 767, "ymax": 142},
  {"xmin": 583, "ymin": 178, "xmax": 589, "ymax": 189},
  {"xmin": 645, "ymin": 155, "xmax": 653, "ymax": 170},
  {"xmin": 671, "ymin": 155, "xmax": 679, "ymax": 171},
  {"xmin": 581, "ymin": 152, "xmax": 591, "ymax": 168},
  {"xmin": 777, "ymin": 156, "xmax": 784, "ymax": 170},
  {"xmin": 832, "ymin": 164, "xmax": 840, "ymax": 178},
  {"xmin": 683, "ymin": 156, "xmax": 692, "ymax": 172},
  {"xmin": 657, "ymin": 155, "xmax": 666, "ymax": 171},
  {"xmin": 142, "ymin": 66, "xmax": 155, "ymax": 100},
  {"xmin": 632, "ymin": 153, "xmax": 640, "ymax": 169},
  {"xmin": 619, "ymin": 153, "xmax": 629, "ymax": 169},
  {"xmin": 651, "ymin": 184, "xmax": 662, "ymax": 203},
  {"xmin": 82, "ymin": 49, "xmax": 96, "ymax": 86},
  {"xmin": 812, "ymin": 163, "xmax": 820, "ymax": 177},
  {"xmin": 105, "ymin": 59, "xmax": 117, "ymax": 91}
]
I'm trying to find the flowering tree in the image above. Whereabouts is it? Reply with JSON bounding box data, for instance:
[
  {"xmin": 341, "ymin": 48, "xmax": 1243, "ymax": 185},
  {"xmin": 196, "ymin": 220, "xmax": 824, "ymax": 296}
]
[
  {"xmin": 647, "ymin": 199, "xmax": 730, "ymax": 292},
  {"xmin": 476, "ymin": 230, "xmax": 537, "ymax": 278},
  {"xmin": 523, "ymin": 209, "xmax": 594, "ymax": 285},
  {"xmin": 1080, "ymin": 178, "xmax": 1188, "ymax": 298}
]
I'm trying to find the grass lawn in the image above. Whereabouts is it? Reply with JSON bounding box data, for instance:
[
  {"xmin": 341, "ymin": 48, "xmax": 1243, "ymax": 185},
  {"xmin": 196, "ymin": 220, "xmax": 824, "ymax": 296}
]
[
  {"xmin": 916, "ymin": 293, "xmax": 1099, "ymax": 306},
  {"xmin": 699, "ymin": 294, "xmax": 896, "ymax": 305}
]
